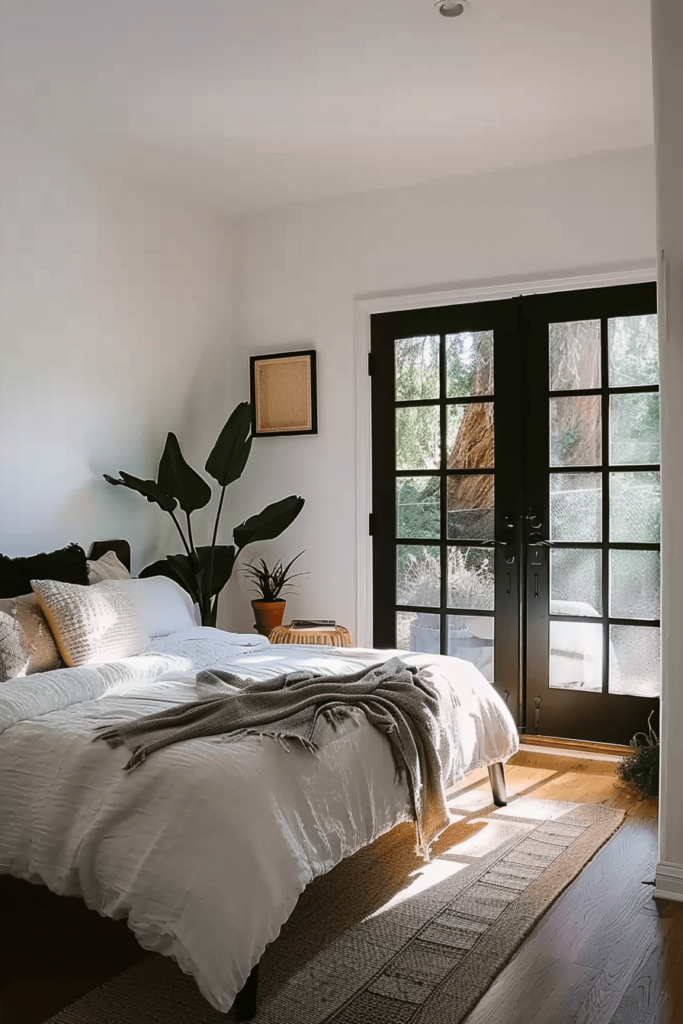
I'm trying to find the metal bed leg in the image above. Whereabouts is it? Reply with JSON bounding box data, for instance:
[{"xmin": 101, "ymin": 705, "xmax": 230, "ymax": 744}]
[
  {"xmin": 488, "ymin": 762, "xmax": 507, "ymax": 807},
  {"xmin": 232, "ymin": 963, "xmax": 259, "ymax": 1021}
]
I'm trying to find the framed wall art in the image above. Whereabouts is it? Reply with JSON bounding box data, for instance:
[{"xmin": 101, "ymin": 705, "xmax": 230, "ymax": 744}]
[{"xmin": 249, "ymin": 350, "xmax": 318, "ymax": 437}]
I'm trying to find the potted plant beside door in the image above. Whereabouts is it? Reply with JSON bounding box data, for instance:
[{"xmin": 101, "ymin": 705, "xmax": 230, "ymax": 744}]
[{"xmin": 242, "ymin": 553, "xmax": 308, "ymax": 635}]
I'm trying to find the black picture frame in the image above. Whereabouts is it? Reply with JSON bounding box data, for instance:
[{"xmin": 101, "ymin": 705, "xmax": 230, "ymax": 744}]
[{"xmin": 249, "ymin": 350, "xmax": 318, "ymax": 437}]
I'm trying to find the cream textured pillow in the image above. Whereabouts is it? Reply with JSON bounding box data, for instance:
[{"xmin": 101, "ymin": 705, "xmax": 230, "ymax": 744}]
[
  {"xmin": 87, "ymin": 551, "xmax": 132, "ymax": 585},
  {"xmin": 0, "ymin": 594, "xmax": 63, "ymax": 678},
  {"xmin": 31, "ymin": 579, "xmax": 150, "ymax": 667}
]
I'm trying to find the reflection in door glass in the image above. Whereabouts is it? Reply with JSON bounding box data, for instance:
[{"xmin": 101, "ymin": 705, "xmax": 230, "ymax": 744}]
[
  {"xmin": 447, "ymin": 403, "xmax": 494, "ymax": 469},
  {"xmin": 396, "ymin": 477, "xmax": 440, "ymax": 539},
  {"xmin": 610, "ymin": 472, "xmax": 661, "ymax": 543},
  {"xmin": 446, "ymin": 332, "xmax": 494, "ymax": 397},
  {"xmin": 550, "ymin": 395, "xmax": 602, "ymax": 467},
  {"xmin": 609, "ymin": 625, "xmax": 660, "ymax": 697},
  {"xmin": 448, "ymin": 614, "xmax": 494, "ymax": 682},
  {"xmin": 608, "ymin": 315, "xmax": 659, "ymax": 387},
  {"xmin": 396, "ymin": 545, "xmax": 440, "ymax": 607},
  {"xmin": 550, "ymin": 473, "xmax": 602, "ymax": 542},
  {"xmin": 550, "ymin": 549, "xmax": 602, "ymax": 617},
  {"xmin": 549, "ymin": 621, "xmax": 603, "ymax": 692},
  {"xmin": 610, "ymin": 550, "xmax": 661, "ymax": 620},
  {"xmin": 396, "ymin": 406, "xmax": 440, "ymax": 470},
  {"xmin": 396, "ymin": 611, "xmax": 440, "ymax": 654},
  {"xmin": 395, "ymin": 336, "xmax": 440, "ymax": 401},
  {"xmin": 549, "ymin": 320, "xmax": 601, "ymax": 391},
  {"xmin": 610, "ymin": 394, "xmax": 660, "ymax": 465},
  {"xmin": 448, "ymin": 547, "xmax": 494, "ymax": 610},
  {"xmin": 447, "ymin": 476, "xmax": 494, "ymax": 540}
]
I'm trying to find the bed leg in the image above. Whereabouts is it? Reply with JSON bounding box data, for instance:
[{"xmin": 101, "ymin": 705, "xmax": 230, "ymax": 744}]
[
  {"xmin": 488, "ymin": 762, "xmax": 507, "ymax": 807},
  {"xmin": 232, "ymin": 963, "xmax": 259, "ymax": 1021}
]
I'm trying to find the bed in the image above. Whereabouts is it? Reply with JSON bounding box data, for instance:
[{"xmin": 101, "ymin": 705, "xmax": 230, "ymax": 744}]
[{"xmin": 0, "ymin": 545, "xmax": 518, "ymax": 1019}]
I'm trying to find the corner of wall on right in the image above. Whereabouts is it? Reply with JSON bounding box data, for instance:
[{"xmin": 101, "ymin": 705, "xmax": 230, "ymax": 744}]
[{"xmin": 652, "ymin": 0, "xmax": 683, "ymax": 900}]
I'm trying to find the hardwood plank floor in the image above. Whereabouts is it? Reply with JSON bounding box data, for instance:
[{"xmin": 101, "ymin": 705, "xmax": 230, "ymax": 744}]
[
  {"xmin": 462, "ymin": 749, "xmax": 682, "ymax": 1024},
  {"xmin": 1, "ymin": 749, "xmax": 679, "ymax": 1024}
]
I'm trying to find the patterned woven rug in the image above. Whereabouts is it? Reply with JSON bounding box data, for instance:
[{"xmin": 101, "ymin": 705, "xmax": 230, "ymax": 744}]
[{"xmin": 46, "ymin": 769, "xmax": 624, "ymax": 1024}]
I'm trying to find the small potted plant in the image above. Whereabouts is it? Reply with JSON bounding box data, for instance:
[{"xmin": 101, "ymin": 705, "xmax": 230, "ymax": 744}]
[{"xmin": 242, "ymin": 552, "xmax": 308, "ymax": 635}]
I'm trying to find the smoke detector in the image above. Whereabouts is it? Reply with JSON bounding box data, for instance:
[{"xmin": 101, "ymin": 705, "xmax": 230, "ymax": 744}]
[{"xmin": 436, "ymin": 0, "xmax": 469, "ymax": 16}]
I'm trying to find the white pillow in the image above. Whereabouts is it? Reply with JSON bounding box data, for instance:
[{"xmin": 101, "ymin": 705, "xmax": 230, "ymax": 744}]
[
  {"xmin": 115, "ymin": 577, "xmax": 198, "ymax": 638},
  {"xmin": 87, "ymin": 550, "xmax": 132, "ymax": 584}
]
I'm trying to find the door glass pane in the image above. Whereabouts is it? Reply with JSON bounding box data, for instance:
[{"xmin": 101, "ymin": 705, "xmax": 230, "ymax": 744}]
[
  {"xmin": 448, "ymin": 613, "xmax": 494, "ymax": 682},
  {"xmin": 448, "ymin": 547, "xmax": 494, "ymax": 610},
  {"xmin": 397, "ymin": 611, "xmax": 440, "ymax": 655},
  {"xmin": 608, "ymin": 314, "xmax": 659, "ymax": 387},
  {"xmin": 610, "ymin": 550, "xmax": 660, "ymax": 620},
  {"xmin": 550, "ymin": 549, "xmax": 602, "ymax": 616},
  {"xmin": 549, "ymin": 621, "xmax": 603, "ymax": 691},
  {"xmin": 446, "ymin": 332, "xmax": 494, "ymax": 397},
  {"xmin": 396, "ymin": 406, "xmax": 440, "ymax": 470},
  {"xmin": 395, "ymin": 335, "xmax": 440, "ymax": 401},
  {"xmin": 549, "ymin": 320, "xmax": 601, "ymax": 391},
  {"xmin": 447, "ymin": 403, "xmax": 494, "ymax": 469},
  {"xmin": 610, "ymin": 394, "xmax": 660, "ymax": 466},
  {"xmin": 397, "ymin": 477, "xmax": 440, "ymax": 539},
  {"xmin": 550, "ymin": 473, "xmax": 602, "ymax": 542},
  {"xmin": 397, "ymin": 545, "xmax": 440, "ymax": 607},
  {"xmin": 609, "ymin": 625, "xmax": 660, "ymax": 697},
  {"xmin": 447, "ymin": 476, "xmax": 494, "ymax": 540},
  {"xmin": 550, "ymin": 395, "xmax": 602, "ymax": 467},
  {"xmin": 610, "ymin": 472, "xmax": 661, "ymax": 543}
]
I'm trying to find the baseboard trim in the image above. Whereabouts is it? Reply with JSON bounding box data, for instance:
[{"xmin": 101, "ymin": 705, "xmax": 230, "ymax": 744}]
[
  {"xmin": 520, "ymin": 735, "xmax": 631, "ymax": 757},
  {"xmin": 654, "ymin": 861, "xmax": 683, "ymax": 902}
]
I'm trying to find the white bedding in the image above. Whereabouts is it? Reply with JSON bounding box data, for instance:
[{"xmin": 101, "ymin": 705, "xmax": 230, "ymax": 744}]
[{"xmin": 0, "ymin": 629, "xmax": 518, "ymax": 1013}]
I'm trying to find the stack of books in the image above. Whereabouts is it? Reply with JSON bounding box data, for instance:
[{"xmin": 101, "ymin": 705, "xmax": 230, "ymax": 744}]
[{"xmin": 290, "ymin": 619, "xmax": 336, "ymax": 630}]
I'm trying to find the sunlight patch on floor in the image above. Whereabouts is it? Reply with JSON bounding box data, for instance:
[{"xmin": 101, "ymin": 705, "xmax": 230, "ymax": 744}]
[
  {"xmin": 492, "ymin": 796, "xmax": 578, "ymax": 820},
  {"xmin": 440, "ymin": 818, "xmax": 531, "ymax": 859},
  {"xmin": 527, "ymin": 771, "xmax": 619, "ymax": 805},
  {"xmin": 369, "ymin": 858, "xmax": 469, "ymax": 916}
]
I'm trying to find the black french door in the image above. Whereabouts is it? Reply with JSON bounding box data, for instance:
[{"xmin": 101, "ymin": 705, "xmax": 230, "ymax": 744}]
[{"xmin": 370, "ymin": 283, "xmax": 660, "ymax": 745}]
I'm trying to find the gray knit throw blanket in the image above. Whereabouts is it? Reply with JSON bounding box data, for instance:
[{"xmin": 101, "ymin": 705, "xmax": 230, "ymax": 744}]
[{"xmin": 95, "ymin": 657, "xmax": 452, "ymax": 858}]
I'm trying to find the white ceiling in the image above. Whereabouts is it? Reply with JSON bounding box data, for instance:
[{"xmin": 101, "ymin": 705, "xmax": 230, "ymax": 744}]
[{"xmin": 0, "ymin": 0, "xmax": 655, "ymax": 214}]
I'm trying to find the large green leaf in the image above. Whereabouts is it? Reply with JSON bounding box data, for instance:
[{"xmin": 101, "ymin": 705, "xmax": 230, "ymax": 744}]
[
  {"xmin": 139, "ymin": 555, "xmax": 199, "ymax": 603},
  {"xmin": 104, "ymin": 472, "xmax": 177, "ymax": 513},
  {"xmin": 195, "ymin": 544, "xmax": 237, "ymax": 597},
  {"xmin": 158, "ymin": 433, "xmax": 212, "ymax": 514},
  {"xmin": 233, "ymin": 495, "xmax": 305, "ymax": 551},
  {"xmin": 205, "ymin": 402, "xmax": 253, "ymax": 487}
]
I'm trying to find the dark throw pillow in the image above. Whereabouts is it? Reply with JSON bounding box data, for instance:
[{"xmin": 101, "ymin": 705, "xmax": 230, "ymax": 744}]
[{"xmin": 0, "ymin": 543, "xmax": 89, "ymax": 599}]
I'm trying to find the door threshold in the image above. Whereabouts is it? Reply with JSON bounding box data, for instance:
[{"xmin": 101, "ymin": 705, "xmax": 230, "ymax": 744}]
[{"xmin": 519, "ymin": 734, "xmax": 631, "ymax": 759}]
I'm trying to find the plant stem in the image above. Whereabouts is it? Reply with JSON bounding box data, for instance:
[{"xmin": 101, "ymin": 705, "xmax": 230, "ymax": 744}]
[
  {"xmin": 185, "ymin": 512, "xmax": 197, "ymax": 556},
  {"xmin": 169, "ymin": 511, "xmax": 193, "ymax": 558},
  {"xmin": 207, "ymin": 484, "xmax": 227, "ymax": 608}
]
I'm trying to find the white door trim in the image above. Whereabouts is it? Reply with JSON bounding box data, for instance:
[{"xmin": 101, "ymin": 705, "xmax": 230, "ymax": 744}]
[
  {"xmin": 654, "ymin": 860, "xmax": 683, "ymax": 902},
  {"xmin": 353, "ymin": 262, "xmax": 656, "ymax": 647}
]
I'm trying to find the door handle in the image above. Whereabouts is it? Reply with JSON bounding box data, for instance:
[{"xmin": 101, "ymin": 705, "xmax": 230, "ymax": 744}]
[
  {"xmin": 528, "ymin": 532, "xmax": 553, "ymax": 547},
  {"xmin": 483, "ymin": 540, "xmax": 515, "ymax": 564}
]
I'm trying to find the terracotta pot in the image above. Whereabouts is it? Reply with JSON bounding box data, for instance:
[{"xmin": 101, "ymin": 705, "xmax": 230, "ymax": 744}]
[{"xmin": 252, "ymin": 599, "xmax": 286, "ymax": 636}]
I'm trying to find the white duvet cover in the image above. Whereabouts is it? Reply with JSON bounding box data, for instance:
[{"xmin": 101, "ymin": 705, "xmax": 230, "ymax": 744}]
[{"xmin": 0, "ymin": 629, "xmax": 518, "ymax": 1013}]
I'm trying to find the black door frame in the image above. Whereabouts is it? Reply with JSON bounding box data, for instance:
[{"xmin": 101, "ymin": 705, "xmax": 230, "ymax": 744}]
[
  {"xmin": 370, "ymin": 298, "xmax": 525, "ymax": 722},
  {"xmin": 370, "ymin": 282, "xmax": 660, "ymax": 745},
  {"xmin": 523, "ymin": 282, "xmax": 659, "ymax": 742}
]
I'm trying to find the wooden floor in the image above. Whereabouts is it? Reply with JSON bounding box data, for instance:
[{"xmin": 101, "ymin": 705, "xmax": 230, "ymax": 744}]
[
  {"xmin": 463, "ymin": 748, "xmax": 682, "ymax": 1024},
  {"xmin": 1, "ymin": 748, "xmax": 680, "ymax": 1024}
]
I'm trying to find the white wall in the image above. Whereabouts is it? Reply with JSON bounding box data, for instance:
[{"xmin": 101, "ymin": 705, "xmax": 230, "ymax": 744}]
[
  {"xmin": 226, "ymin": 147, "xmax": 657, "ymax": 635},
  {"xmin": 0, "ymin": 121, "xmax": 238, "ymax": 574},
  {"xmin": 652, "ymin": 0, "xmax": 683, "ymax": 900}
]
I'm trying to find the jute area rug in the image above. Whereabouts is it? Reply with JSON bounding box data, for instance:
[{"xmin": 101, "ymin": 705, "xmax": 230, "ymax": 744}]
[{"xmin": 47, "ymin": 775, "xmax": 624, "ymax": 1024}]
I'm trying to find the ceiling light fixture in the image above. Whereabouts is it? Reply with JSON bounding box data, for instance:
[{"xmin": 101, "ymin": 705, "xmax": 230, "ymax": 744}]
[{"xmin": 436, "ymin": 0, "xmax": 468, "ymax": 16}]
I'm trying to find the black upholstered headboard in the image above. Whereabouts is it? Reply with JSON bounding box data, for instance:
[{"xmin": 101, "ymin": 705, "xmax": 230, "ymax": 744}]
[{"xmin": 88, "ymin": 540, "xmax": 131, "ymax": 573}]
